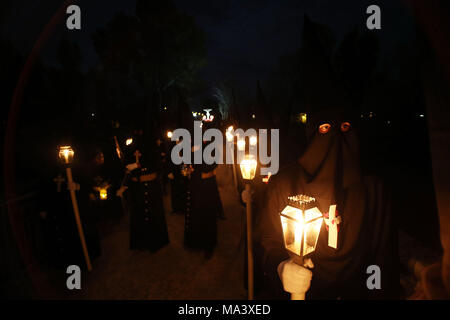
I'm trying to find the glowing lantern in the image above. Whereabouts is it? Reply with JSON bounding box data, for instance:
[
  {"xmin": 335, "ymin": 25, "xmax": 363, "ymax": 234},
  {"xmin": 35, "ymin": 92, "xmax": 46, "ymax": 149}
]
[
  {"xmin": 237, "ymin": 139, "xmax": 246, "ymax": 151},
  {"xmin": 280, "ymin": 195, "xmax": 323, "ymax": 262},
  {"xmin": 99, "ymin": 188, "xmax": 108, "ymax": 200},
  {"xmin": 59, "ymin": 146, "xmax": 74, "ymax": 165},
  {"xmin": 300, "ymin": 113, "xmax": 307, "ymax": 124},
  {"xmin": 94, "ymin": 185, "xmax": 110, "ymax": 200},
  {"xmin": 240, "ymin": 155, "xmax": 257, "ymax": 180},
  {"xmin": 126, "ymin": 138, "xmax": 133, "ymax": 146}
]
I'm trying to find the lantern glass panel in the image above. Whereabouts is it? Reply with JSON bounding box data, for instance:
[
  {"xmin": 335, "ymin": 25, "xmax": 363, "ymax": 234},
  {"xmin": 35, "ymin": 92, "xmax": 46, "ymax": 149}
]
[
  {"xmin": 280, "ymin": 205, "xmax": 323, "ymax": 257},
  {"xmin": 240, "ymin": 155, "xmax": 257, "ymax": 180}
]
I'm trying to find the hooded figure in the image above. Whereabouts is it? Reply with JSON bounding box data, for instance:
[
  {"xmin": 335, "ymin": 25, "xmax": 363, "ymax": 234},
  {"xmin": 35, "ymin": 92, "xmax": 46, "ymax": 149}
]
[
  {"xmin": 123, "ymin": 93, "xmax": 170, "ymax": 252},
  {"xmin": 257, "ymin": 17, "xmax": 398, "ymax": 300},
  {"xmin": 183, "ymin": 117, "xmax": 224, "ymax": 259},
  {"xmin": 167, "ymin": 89, "xmax": 195, "ymax": 214},
  {"xmin": 258, "ymin": 109, "xmax": 398, "ymax": 299}
]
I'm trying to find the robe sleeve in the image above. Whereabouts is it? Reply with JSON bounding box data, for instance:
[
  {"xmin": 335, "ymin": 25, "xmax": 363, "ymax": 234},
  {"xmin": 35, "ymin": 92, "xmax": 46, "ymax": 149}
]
[
  {"xmin": 366, "ymin": 176, "xmax": 400, "ymax": 299},
  {"xmin": 257, "ymin": 173, "xmax": 290, "ymax": 295}
]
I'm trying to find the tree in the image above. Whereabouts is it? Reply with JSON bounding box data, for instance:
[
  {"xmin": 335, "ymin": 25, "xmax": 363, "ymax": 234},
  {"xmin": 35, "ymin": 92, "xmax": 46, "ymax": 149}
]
[{"xmin": 92, "ymin": 0, "xmax": 206, "ymax": 94}]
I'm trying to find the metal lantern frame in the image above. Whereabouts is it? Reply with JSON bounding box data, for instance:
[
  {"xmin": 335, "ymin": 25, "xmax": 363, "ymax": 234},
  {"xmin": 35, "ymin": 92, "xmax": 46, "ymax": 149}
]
[{"xmin": 280, "ymin": 195, "xmax": 323, "ymax": 264}]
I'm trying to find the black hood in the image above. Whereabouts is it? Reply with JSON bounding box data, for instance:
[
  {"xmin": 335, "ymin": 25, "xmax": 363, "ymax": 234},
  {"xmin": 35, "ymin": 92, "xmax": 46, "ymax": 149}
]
[{"xmin": 299, "ymin": 109, "xmax": 361, "ymax": 210}]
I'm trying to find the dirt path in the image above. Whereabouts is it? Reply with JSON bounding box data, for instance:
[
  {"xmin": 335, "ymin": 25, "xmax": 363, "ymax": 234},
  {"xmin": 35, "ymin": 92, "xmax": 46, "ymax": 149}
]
[{"xmin": 64, "ymin": 164, "xmax": 247, "ymax": 300}]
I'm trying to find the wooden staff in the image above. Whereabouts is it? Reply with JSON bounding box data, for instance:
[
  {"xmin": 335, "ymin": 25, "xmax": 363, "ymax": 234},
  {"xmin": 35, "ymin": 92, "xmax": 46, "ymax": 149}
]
[
  {"xmin": 288, "ymin": 254, "xmax": 314, "ymax": 300},
  {"xmin": 66, "ymin": 167, "xmax": 92, "ymax": 271},
  {"xmin": 244, "ymin": 183, "xmax": 254, "ymax": 300}
]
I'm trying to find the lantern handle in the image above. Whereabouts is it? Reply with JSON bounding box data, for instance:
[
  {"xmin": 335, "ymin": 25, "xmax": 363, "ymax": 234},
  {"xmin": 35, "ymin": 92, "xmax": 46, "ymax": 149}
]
[{"xmin": 290, "ymin": 254, "xmax": 304, "ymax": 266}]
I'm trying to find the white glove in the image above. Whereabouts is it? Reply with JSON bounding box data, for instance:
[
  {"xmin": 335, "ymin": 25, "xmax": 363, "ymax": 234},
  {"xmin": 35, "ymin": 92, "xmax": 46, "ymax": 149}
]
[
  {"xmin": 277, "ymin": 258, "xmax": 314, "ymax": 295},
  {"xmin": 241, "ymin": 189, "xmax": 253, "ymax": 203}
]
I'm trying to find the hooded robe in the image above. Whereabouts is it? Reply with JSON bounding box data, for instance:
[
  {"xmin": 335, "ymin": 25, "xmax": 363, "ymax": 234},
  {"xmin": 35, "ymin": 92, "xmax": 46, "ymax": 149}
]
[
  {"xmin": 258, "ymin": 110, "xmax": 399, "ymax": 299},
  {"xmin": 125, "ymin": 124, "xmax": 169, "ymax": 252},
  {"xmin": 183, "ymin": 120, "xmax": 223, "ymax": 254}
]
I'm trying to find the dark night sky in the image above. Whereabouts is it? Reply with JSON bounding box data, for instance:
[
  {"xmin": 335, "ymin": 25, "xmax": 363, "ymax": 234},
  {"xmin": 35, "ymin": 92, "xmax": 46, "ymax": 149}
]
[{"xmin": 1, "ymin": 0, "xmax": 416, "ymax": 101}]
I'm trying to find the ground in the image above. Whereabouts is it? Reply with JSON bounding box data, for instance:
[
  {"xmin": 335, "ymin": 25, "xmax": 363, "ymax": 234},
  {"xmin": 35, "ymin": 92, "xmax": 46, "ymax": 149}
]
[{"xmin": 52, "ymin": 164, "xmax": 248, "ymax": 300}]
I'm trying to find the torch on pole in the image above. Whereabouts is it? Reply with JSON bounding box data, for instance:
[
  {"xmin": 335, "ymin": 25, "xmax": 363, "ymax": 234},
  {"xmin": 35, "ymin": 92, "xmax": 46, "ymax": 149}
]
[
  {"xmin": 240, "ymin": 155, "xmax": 257, "ymax": 300},
  {"xmin": 59, "ymin": 146, "xmax": 92, "ymax": 271}
]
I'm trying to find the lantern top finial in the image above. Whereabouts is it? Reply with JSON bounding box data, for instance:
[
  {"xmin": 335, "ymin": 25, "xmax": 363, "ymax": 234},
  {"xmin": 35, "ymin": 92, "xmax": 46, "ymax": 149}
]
[{"xmin": 287, "ymin": 194, "xmax": 316, "ymax": 209}]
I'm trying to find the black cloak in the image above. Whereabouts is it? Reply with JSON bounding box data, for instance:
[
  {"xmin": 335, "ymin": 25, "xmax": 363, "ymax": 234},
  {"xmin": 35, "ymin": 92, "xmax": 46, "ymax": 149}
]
[
  {"xmin": 183, "ymin": 121, "xmax": 223, "ymax": 254},
  {"xmin": 125, "ymin": 98, "xmax": 170, "ymax": 252},
  {"xmin": 258, "ymin": 110, "xmax": 399, "ymax": 299}
]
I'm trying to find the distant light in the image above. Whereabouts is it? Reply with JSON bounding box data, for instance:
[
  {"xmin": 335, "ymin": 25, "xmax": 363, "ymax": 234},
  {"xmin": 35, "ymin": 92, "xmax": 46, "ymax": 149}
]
[
  {"xmin": 250, "ymin": 136, "xmax": 257, "ymax": 146},
  {"xmin": 237, "ymin": 139, "xmax": 245, "ymax": 151},
  {"xmin": 226, "ymin": 131, "xmax": 234, "ymax": 142},
  {"xmin": 167, "ymin": 131, "xmax": 173, "ymax": 139},
  {"xmin": 300, "ymin": 113, "xmax": 307, "ymax": 124},
  {"xmin": 361, "ymin": 114, "xmax": 364, "ymax": 118},
  {"xmin": 203, "ymin": 109, "xmax": 214, "ymax": 122},
  {"xmin": 193, "ymin": 112, "xmax": 197, "ymax": 117},
  {"xmin": 164, "ymin": 107, "xmax": 167, "ymax": 110},
  {"xmin": 227, "ymin": 125, "xmax": 234, "ymax": 132},
  {"xmin": 262, "ymin": 172, "xmax": 272, "ymax": 184},
  {"xmin": 252, "ymin": 114, "xmax": 256, "ymax": 119},
  {"xmin": 419, "ymin": 114, "xmax": 425, "ymax": 118},
  {"xmin": 126, "ymin": 138, "xmax": 133, "ymax": 146},
  {"xmin": 91, "ymin": 113, "xmax": 95, "ymax": 117}
]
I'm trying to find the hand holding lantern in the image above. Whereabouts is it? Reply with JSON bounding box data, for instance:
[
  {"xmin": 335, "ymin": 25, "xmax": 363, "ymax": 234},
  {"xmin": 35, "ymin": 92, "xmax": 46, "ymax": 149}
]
[
  {"xmin": 278, "ymin": 259, "xmax": 314, "ymax": 299},
  {"xmin": 279, "ymin": 194, "xmax": 323, "ymax": 299}
]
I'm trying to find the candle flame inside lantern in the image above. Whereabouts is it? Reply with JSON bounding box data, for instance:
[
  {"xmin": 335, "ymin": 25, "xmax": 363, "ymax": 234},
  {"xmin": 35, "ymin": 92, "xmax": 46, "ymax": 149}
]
[
  {"xmin": 240, "ymin": 155, "xmax": 257, "ymax": 180},
  {"xmin": 99, "ymin": 188, "xmax": 108, "ymax": 200},
  {"xmin": 300, "ymin": 113, "xmax": 307, "ymax": 124}
]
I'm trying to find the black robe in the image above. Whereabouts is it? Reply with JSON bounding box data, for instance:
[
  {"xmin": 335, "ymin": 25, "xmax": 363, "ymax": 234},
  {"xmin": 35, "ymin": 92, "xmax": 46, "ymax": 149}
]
[
  {"xmin": 128, "ymin": 170, "xmax": 169, "ymax": 252},
  {"xmin": 258, "ymin": 110, "xmax": 399, "ymax": 300},
  {"xmin": 258, "ymin": 163, "xmax": 398, "ymax": 299},
  {"xmin": 39, "ymin": 170, "xmax": 101, "ymax": 269},
  {"xmin": 125, "ymin": 132, "xmax": 169, "ymax": 252},
  {"xmin": 184, "ymin": 163, "xmax": 221, "ymax": 252}
]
